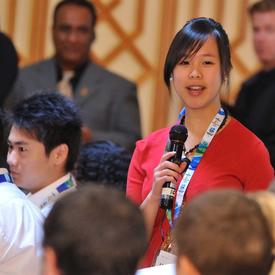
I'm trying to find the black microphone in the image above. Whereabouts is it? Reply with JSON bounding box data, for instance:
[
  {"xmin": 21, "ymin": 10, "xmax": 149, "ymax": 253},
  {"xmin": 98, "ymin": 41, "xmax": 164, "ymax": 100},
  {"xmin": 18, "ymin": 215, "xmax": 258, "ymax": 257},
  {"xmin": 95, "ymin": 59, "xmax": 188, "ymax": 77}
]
[{"xmin": 160, "ymin": 124, "xmax": 188, "ymax": 210}]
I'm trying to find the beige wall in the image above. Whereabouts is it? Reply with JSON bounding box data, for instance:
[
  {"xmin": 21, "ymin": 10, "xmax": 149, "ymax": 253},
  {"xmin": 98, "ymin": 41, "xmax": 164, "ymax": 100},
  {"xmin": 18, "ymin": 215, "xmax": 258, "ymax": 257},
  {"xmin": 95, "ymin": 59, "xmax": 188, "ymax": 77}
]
[{"xmin": 0, "ymin": 0, "xmax": 260, "ymax": 137}]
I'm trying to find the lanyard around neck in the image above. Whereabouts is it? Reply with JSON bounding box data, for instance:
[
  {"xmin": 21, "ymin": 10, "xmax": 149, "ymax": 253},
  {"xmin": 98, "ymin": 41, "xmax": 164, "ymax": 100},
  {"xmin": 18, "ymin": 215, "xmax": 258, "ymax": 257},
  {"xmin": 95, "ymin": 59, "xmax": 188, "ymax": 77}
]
[
  {"xmin": 0, "ymin": 172, "xmax": 12, "ymax": 184},
  {"xmin": 29, "ymin": 174, "xmax": 76, "ymax": 210},
  {"xmin": 172, "ymin": 107, "xmax": 226, "ymax": 221}
]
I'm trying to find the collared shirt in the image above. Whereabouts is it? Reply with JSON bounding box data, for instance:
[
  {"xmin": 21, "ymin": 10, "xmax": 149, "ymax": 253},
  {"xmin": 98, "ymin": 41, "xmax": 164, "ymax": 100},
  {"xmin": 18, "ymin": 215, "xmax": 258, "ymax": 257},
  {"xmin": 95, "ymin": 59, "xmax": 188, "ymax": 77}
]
[
  {"xmin": 0, "ymin": 170, "xmax": 44, "ymax": 275},
  {"xmin": 28, "ymin": 173, "xmax": 77, "ymax": 217}
]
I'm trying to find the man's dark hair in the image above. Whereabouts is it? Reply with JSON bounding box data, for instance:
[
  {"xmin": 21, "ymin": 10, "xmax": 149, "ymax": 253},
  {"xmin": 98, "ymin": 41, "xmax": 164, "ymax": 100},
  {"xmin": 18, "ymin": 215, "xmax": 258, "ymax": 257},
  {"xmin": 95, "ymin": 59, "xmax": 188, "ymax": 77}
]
[
  {"xmin": 249, "ymin": 0, "xmax": 275, "ymax": 15},
  {"xmin": 53, "ymin": 0, "xmax": 97, "ymax": 28},
  {"xmin": 8, "ymin": 92, "xmax": 82, "ymax": 172},
  {"xmin": 75, "ymin": 141, "xmax": 131, "ymax": 191},
  {"xmin": 174, "ymin": 189, "xmax": 273, "ymax": 275},
  {"xmin": 164, "ymin": 17, "xmax": 232, "ymax": 89},
  {"xmin": 43, "ymin": 185, "xmax": 147, "ymax": 275}
]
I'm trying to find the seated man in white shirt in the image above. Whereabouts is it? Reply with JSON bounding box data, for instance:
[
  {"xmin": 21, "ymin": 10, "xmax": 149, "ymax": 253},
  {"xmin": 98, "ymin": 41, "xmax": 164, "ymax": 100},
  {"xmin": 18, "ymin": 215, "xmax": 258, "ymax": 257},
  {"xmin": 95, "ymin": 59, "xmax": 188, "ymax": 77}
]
[
  {"xmin": 0, "ymin": 167, "xmax": 43, "ymax": 275},
  {"xmin": 7, "ymin": 92, "xmax": 82, "ymax": 217},
  {"xmin": 42, "ymin": 185, "xmax": 147, "ymax": 275},
  {"xmin": 174, "ymin": 189, "xmax": 273, "ymax": 275}
]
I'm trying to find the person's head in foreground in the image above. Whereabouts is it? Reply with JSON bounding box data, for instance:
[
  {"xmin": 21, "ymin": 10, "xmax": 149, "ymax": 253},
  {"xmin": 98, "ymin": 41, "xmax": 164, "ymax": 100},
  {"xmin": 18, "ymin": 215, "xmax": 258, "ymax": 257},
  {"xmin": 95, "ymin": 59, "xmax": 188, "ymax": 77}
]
[
  {"xmin": 75, "ymin": 140, "xmax": 131, "ymax": 191},
  {"xmin": 174, "ymin": 189, "xmax": 273, "ymax": 275},
  {"xmin": 43, "ymin": 185, "xmax": 147, "ymax": 275},
  {"xmin": 247, "ymin": 191, "xmax": 275, "ymax": 275}
]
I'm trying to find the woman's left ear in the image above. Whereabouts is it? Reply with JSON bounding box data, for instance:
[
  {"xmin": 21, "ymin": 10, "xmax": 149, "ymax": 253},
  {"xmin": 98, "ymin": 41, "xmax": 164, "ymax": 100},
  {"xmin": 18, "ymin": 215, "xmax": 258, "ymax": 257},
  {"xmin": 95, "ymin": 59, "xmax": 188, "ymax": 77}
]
[{"xmin": 52, "ymin": 144, "xmax": 69, "ymax": 166}]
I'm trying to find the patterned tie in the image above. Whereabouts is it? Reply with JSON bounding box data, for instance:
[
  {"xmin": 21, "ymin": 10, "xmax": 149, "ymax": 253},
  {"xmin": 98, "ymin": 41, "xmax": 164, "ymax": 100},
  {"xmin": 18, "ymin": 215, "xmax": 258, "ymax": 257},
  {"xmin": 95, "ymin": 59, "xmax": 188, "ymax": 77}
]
[{"xmin": 57, "ymin": 71, "xmax": 74, "ymax": 98}]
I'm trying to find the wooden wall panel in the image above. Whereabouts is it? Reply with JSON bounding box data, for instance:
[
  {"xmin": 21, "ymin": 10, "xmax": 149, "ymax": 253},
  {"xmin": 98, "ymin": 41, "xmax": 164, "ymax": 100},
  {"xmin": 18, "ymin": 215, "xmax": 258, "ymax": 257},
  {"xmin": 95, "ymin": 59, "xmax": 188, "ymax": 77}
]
[{"xmin": 0, "ymin": 0, "xmax": 261, "ymax": 136}]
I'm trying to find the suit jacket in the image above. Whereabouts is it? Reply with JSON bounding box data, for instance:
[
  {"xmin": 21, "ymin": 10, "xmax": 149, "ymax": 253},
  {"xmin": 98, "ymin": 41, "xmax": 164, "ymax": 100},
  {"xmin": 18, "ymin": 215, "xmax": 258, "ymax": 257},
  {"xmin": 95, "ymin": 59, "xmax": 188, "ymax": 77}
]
[
  {"xmin": 0, "ymin": 32, "xmax": 18, "ymax": 107},
  {"xmin": 230, "ymin": 68, "xmax": 275, "ymax": 171},
  {"xmin": 5, "ymin": 58, "xmax": 141, "ymax": 151}
]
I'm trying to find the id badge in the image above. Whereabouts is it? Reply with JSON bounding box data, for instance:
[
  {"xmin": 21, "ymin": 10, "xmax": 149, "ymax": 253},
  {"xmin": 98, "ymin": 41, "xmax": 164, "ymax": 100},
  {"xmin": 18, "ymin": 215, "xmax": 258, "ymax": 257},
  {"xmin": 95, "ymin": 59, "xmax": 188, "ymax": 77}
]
[{"xmin": 154, "ymin": 250, "xmax": 176, "ymax": 266}]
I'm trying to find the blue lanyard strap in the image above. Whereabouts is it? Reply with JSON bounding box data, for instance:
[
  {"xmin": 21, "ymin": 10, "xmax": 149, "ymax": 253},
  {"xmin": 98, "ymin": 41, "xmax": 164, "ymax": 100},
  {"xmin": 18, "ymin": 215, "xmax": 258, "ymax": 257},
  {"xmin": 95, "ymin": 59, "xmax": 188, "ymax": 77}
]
[
  {"xmin": 0, "ymin": 172, "xmax": 12, "ymax": 184},
  {"xmin": 56, "ymin": 177, "xmax": 74, "ymax": 193},
  {"xmin": 173, "ymin": 107, "xmax": 226, "ymax": 221},
  {"xmin": 28, "ymin": 174, "xmax": 76, "ymax": 210},
  {"xmin": 164, "ymin": 107, "xmax": 226, "ymax": 227}
]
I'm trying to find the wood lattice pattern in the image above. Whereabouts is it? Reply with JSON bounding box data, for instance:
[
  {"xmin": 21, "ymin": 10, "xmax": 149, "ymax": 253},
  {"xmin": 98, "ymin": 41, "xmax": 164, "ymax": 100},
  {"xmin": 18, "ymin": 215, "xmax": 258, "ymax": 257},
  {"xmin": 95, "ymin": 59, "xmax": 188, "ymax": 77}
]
[{"xmin": 0, "ymin": 0, "xmax": 260, "ymax": 134}]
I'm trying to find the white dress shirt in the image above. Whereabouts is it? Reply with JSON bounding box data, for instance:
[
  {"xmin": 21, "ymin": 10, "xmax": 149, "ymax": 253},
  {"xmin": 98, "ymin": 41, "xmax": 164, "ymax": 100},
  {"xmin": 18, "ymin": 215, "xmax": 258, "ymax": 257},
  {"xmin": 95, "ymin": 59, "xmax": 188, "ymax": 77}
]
[
  {"xmin": 28, "ymin": 173, "xmax": 77, "ymax": 217},
  {"xmin": 0, "ymin": 169, "xmax": 44, "ymax": 275},
  {"xmin": 136, "ymin": 263, "xmax": 175, "ymax": 275}
]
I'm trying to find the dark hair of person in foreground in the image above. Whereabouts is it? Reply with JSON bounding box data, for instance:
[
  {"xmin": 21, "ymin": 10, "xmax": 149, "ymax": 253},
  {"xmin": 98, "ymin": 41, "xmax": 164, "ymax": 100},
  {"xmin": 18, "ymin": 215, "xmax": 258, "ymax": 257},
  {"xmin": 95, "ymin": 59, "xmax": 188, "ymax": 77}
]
[
  {"xmin": 174, "ymin": 189, "xmax": 273, "ymax": 275},
  {"xmin": 43, "ymin": 185, "xmax": 147, "ymax": 275},
  {"xmin": 75, "ymin": 140, "xmax": 131, "ymax": 191}
]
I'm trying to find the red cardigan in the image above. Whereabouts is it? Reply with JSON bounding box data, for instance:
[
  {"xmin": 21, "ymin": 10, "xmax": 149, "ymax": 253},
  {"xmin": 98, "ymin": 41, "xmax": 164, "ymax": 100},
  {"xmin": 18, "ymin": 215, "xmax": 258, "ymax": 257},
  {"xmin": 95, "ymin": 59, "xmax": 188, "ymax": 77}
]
[{"xmin": 127, "ymin": 118, "xmax": 274, "ymax": 267}]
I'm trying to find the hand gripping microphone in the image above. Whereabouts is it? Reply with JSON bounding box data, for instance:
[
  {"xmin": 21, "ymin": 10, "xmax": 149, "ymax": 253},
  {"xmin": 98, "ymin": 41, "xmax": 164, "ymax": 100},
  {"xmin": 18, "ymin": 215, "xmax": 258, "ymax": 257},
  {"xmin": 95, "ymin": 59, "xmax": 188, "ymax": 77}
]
[{"xmin": 160, "ymin": 124, "xmax": 188, "ymax": 210}]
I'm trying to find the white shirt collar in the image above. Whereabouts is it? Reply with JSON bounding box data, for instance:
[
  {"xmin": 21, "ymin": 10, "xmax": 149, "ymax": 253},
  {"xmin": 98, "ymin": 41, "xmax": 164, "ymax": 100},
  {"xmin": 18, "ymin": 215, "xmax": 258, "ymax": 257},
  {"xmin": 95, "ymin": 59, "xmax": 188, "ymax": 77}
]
[{"xmin": 28, "ymin": 173, "xmax": 77, "ymax": 217}]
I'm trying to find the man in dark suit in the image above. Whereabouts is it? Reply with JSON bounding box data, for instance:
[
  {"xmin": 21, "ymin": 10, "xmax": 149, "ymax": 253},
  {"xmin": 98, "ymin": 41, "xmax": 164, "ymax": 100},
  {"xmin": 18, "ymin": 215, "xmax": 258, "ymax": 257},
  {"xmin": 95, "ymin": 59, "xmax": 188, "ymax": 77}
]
[
  {"xmin": 0, "ymin": 32, "xmax": 18, "ymax": 167},
  {"xmin": 5, "ymin": 0, "xmax": 141, "ymax": 152},
  {"xmin": 228, "ymin": 0, "xmax": 275, "ymax": 170},
  {"xmin": 0, "ymin": 32, "xmax": 18, "ymax": 107}
]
